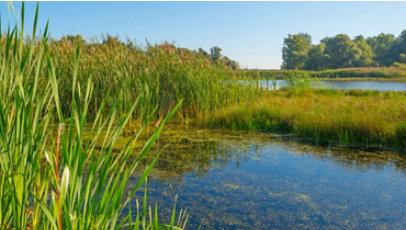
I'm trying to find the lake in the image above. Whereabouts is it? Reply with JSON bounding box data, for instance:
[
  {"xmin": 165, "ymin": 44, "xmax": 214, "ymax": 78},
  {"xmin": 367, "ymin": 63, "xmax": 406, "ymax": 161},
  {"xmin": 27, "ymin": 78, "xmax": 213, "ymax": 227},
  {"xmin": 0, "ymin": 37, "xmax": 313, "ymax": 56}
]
[
  {"xmin": 259, "ymin": 79, "xmax": 406, "ymax": 91},
  {"xmin": 125, "ymin": 126, "xmax": 406, "ymax": 229}
]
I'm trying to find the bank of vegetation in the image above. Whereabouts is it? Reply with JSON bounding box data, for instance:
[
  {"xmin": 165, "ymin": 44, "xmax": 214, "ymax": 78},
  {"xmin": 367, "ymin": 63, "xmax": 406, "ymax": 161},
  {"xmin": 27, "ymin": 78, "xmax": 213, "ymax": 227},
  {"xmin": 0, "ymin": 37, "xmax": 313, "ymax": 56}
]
[
  {"xmin": 245, "ymin": 65, "xmax": 406, "ymax": 80},
  {"xmin": 210, "ymin": 89, "xmax": 406, "ymax": 148}
]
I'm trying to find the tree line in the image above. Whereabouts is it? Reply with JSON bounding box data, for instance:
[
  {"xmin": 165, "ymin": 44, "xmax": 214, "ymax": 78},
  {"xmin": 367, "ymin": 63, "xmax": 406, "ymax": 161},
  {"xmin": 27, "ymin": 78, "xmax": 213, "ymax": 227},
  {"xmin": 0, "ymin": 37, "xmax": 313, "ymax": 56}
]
[{"xmin": 282, "ymin": 30, "xmax": 406, "ymax": 70}]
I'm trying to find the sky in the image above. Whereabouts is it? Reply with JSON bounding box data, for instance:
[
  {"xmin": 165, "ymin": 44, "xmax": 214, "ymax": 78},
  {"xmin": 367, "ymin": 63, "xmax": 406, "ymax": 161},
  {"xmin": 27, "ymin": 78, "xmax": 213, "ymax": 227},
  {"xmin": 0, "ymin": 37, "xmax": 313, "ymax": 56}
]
[{"xmin": 2, "ymin": 1, "xmax": 406, "ymax": 69}]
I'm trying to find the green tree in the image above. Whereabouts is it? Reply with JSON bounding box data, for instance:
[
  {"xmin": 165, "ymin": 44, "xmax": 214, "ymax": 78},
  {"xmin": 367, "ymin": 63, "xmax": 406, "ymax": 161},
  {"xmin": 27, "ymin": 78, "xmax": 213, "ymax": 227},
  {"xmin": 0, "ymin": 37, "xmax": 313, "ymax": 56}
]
[
  {"xmin": 322, "ymin": 34, "xmax": 361, "ymax": 68},
  {"xmin": 223, "ymin": 56, "xmax": 239, "ymax": 70},
  {"xmin": 210, "ymin": 46, "xmax": 222, "ymax": 62},
  {"xmin": 367, "ymin": 33, "xmax": 395, "ymax": 66},
  {"xmin": 282, "ymin": 33, "xmax": 312, "ymax": 69},
  {"xmin": 385, "ymin": 30, "xmax": 406, "ymax": 66},
  {"xmin": 353, "ymin": 35, "xmax": 375, "ymax": 67},
  {"xmin": 305, "ymin": 43, "xmax": 327, "ymax": 70}
]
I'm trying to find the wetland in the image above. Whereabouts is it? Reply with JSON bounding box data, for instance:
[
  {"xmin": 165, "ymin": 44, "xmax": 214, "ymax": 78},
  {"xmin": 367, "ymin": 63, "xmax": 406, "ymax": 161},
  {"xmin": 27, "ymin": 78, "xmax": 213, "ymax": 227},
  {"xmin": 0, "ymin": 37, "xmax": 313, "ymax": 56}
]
[{"xmin": 124, "ymin": 126, "xmax": 406, "ymax": 229}]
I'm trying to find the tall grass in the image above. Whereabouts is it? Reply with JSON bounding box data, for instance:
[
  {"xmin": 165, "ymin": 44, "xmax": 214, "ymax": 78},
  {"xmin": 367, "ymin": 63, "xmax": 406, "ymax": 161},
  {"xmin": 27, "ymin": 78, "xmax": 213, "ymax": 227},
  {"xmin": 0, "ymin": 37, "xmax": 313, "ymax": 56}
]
[
  {"xmin": 24, "ymin": 30, "xmax": 260, "ymax": 124},
  {"xmin": 210, "ymin": 89, "xmax": 406, "ymax": 147},
  {"xmin": 0, "ymin": 3, "xmax": 188, "ymax": 229}
]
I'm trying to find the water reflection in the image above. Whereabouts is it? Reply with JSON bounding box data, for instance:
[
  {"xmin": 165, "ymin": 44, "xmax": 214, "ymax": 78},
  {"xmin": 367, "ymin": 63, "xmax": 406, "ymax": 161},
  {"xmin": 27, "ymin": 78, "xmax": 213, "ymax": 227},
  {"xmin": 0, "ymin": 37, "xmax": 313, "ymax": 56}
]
[
  {"xmin": 258, "ymin": 79, "xmax": 406, "ymax": 91},
  {"xmin": 123, "ymin": 126, "xmax": 406, "ymax": 229}
]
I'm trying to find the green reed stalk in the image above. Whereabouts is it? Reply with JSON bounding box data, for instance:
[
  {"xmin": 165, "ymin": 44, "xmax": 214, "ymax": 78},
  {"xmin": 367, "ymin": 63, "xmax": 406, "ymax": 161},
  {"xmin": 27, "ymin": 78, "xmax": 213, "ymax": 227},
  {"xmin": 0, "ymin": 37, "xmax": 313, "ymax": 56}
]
[{"xmin": 0, "ymin": 3, "xmax": 187, "ymax": 229}]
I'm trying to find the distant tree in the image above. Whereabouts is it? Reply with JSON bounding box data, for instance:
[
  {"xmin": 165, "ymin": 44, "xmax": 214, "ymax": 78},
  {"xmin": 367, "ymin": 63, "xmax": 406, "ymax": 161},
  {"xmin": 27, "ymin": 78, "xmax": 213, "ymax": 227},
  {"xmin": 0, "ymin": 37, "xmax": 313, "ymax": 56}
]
[
  {"xmin": 384, "ymin": 30, "xmax": 406, "ymax": 66},
  {"xmin": 353, "ymin": 35, "xmax": 375, "ymax": 67},
  {"xmin": 305, "ymin": 43, "xmax": 327, "ymax": 70},
  {"xmin": 282, "ymin": 33, "xmax": 312, "ymax": 69},
  {"xmin": 222, "ymin": 56, "xmax": 239, "ymax": 70},
  {"xmin": 210, "ymin": 46, "xmax": 222, "ymax": 62},
  {"xmin": 322, "ymin": 34, "xmax": 361, "ymax": 68},
  {"xmin": 367, "ymin": 33, "xmax": 395, "ymax": 66},
  {"xmin": 198, "ymin": 48, "xmax": 209, "ymax": 57},
  {"xmin": 61, "ymin": 34, "xmax": 87, "ymax": 44},
  {"xmin": 399, "ymin": 53, "xmax": 406, "ymax": 64}
]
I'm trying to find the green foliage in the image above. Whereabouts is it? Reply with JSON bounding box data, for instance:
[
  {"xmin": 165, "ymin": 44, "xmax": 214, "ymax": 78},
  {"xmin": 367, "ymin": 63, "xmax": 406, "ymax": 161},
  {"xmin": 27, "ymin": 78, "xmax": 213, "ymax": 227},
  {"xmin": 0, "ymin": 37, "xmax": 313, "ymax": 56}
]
[
  {"xmin": 287, "ymin": 72, "xmax": 312, "ymax": 88},
  {"xmin": 322, "ymin": 34, "xmax": 362, "ymax": 69},
  {"xmin": 353, "ymin": 35, "xmax": 375, "ymax": 67},
  {"xmin": 282, "ymin": 30, "xmax": 406, "ymax": 70},
  {"xmin": 282, "ymin": 33, "xmax": 312, "ymax": 69},
  {"xmin": 210, "ymin": 46, "xmax": 222, "ymax": 62},
  {"xmin": 367, "ymin": 33, "xmax": 395, "ymax": 66},
  {"xmin": 0, "ymin": 4, "xmax": 188, "ymax": 229}
]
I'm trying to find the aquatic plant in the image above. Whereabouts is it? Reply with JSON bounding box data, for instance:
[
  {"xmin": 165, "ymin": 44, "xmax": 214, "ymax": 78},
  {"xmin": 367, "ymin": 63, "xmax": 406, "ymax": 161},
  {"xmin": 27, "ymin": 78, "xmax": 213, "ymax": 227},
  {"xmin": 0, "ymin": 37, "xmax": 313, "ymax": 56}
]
[{"xmin": 0, "ymin": 3, "xmax": 187, "ymax": 229}]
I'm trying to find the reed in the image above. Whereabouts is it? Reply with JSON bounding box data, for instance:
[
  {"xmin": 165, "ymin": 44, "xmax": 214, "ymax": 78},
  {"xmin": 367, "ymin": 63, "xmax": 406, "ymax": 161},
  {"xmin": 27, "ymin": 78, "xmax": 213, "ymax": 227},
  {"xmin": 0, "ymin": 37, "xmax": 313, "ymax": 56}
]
[{"xmin": 0, "ymin": 3, "xmax": 187, "ymax": 229}]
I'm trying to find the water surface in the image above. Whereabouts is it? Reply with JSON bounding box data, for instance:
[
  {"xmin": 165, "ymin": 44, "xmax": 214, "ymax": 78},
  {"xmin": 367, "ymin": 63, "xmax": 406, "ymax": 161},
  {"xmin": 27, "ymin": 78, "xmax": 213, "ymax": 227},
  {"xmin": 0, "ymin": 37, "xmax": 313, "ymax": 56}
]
[
  {"xmin": 124, "ymin": 127, "xmax": 406, "ymax": 229},
  {"xmin": 259, "ymin": 79, "xmax": 406, "ymax": 91}
]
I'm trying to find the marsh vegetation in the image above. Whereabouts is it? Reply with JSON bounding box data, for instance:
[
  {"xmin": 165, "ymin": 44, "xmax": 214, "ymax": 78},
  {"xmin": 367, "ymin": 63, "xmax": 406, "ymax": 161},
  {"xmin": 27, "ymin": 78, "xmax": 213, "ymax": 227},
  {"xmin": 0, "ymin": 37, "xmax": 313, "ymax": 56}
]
[{"xmin": 2, "ymin": 3, "xmax": 406, "ymax": 229}]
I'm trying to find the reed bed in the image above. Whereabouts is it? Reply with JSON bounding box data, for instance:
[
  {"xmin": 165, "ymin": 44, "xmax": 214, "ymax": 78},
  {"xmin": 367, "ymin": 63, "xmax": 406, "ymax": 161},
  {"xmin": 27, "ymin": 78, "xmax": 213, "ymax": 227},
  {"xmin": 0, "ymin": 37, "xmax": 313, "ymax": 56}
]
[
  {"xmin": 43, "ymin": 34, "xmax": 261, "ymax": 123},
  {"xmin": 0, "ymin": 3, "xmax": 188, "ymax": 229},
  {"xmin": 210, "ymin": 89, "xmax": 406, "ymax": 147}
]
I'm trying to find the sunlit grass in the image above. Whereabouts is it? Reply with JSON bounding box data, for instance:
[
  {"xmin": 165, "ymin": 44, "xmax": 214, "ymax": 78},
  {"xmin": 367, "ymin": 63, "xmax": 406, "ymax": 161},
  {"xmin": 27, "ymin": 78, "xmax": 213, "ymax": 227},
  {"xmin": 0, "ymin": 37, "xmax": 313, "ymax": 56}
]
[{"xmin": 210, "ymin": 89, "xmax": 406, "ymax": 147}]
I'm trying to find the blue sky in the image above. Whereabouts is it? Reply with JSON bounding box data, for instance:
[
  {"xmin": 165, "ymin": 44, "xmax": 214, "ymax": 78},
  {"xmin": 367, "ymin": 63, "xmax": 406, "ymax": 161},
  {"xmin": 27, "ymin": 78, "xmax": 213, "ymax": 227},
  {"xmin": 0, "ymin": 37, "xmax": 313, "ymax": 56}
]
[{"xmin": 2, "ymin": 1, "xmax": 406, "ymax": 69}]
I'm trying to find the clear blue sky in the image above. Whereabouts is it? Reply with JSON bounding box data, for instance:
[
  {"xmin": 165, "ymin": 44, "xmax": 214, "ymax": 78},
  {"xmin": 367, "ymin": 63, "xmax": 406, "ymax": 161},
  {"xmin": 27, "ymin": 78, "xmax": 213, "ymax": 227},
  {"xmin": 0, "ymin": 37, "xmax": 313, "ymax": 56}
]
[{"xmin": 2, "ymin": 1, "xmax": 406, "ymax": 69}]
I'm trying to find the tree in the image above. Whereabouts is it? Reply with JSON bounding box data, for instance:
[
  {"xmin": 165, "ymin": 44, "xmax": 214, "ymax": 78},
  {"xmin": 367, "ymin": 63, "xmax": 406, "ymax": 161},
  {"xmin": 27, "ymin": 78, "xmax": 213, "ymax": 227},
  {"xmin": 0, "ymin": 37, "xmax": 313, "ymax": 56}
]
[
  {"xmin": 305, "ymin": 43, "xmax": 327, "ymax": 70},
  {"xmin": 198, "ymin": 47, "xmax": 210, "ymax": 58},
  {"xmin": 322, "ymin": 34, "xmax": 361, "ymax": 69},
  {"xmin": 367, "ymin": 33, "xmax": 395, "ymax": 66},
  {"xmin": 210, "ymin": 46, "xmax": 222, "ymax": 62},
  {"xmin": 222, "ymin": 56, "xmax": 239, "ymax": 70},
  {"xmin": 384, "ymin": 30, "xmax": 406, "ymax": 66},
  {"xmin": 282, "ymin": 33, "xmax": 312, "ymax": 69},
  {"xmin": 353, "ymin": 35, "xmax": 375, "ymax": 67}
]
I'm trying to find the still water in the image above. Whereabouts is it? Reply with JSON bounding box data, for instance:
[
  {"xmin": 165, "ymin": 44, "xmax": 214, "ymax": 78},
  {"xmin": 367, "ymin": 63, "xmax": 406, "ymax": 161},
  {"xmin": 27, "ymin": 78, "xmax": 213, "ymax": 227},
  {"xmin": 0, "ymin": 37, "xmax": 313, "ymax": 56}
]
[
  {"xmin": 260, "ymin": 79, "xmax": 406, "ymax": 91},
  {"xmin": 126, "ymin": 127, "xmax": 406, "ymax": 229}
]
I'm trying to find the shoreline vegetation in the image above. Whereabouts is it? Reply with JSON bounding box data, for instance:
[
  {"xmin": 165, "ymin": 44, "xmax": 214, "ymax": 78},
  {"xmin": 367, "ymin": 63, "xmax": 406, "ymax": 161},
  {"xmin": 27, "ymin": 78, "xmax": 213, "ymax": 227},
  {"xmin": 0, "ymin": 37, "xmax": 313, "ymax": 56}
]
[
  {"xmin": 0, "ymin": 3, "xmax": 188, "ymax": 229},
  {"xmin": 244, "ymin": 65, "xmax": 406, "ymax": 81},
  {"xmin": 2, "ymin": 2, "xmax": 406, "ymax": 228},
  {"xmin": 207, "ymin": 89, "xmax": 406, "ymax": 149}
]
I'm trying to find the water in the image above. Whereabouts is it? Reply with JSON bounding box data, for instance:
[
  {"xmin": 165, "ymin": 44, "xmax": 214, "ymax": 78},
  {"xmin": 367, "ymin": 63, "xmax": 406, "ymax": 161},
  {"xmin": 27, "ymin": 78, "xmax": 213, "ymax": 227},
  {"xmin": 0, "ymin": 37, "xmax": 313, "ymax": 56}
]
[
  {"xmin": 259, "ymin": 79, "xmax": 406, "ymax": 91},
  {"xmin": 125, "ymin": 127, "xmax": 406, "ymax": 229}
]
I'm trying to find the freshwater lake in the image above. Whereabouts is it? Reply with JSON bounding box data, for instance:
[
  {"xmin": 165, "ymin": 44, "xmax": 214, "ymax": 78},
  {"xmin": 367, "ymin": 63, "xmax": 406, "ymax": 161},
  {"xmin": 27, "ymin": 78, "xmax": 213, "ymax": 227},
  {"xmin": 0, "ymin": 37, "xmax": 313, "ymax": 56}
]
[
  {"xmin": 259, "ymin": 79, "xmax": 406, "ymax": 91},
  {"xmin": 126, "ymin": 126, "xmax": 406, "ymax": 229}
]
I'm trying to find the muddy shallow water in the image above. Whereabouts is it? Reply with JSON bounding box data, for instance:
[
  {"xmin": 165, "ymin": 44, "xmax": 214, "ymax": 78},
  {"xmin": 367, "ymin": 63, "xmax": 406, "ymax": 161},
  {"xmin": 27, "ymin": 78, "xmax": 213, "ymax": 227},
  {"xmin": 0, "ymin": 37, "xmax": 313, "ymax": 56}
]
[{"xmin": 122, "ymin": 126, "xmax": 406, "ymax": 229}]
